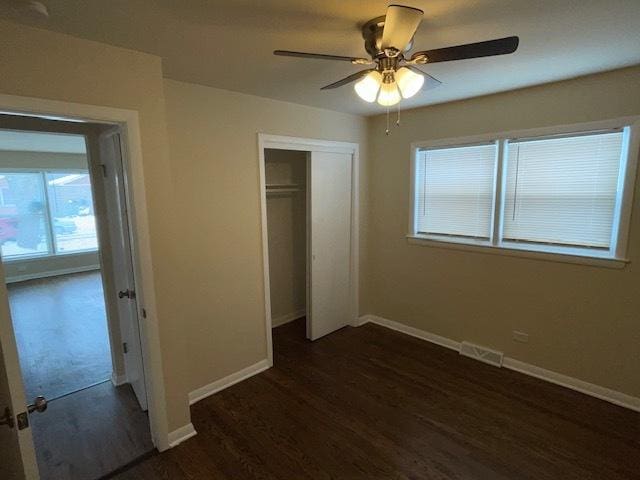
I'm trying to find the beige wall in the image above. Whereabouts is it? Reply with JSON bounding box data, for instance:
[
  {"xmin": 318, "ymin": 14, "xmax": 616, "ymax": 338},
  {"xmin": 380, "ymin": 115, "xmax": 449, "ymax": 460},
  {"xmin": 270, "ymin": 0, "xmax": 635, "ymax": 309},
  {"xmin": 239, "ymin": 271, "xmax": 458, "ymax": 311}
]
[
  {"xmin": 0, "ymin": 20, "xmax": 189, "ymax": 431},
  {"xmin": 4, "ymin": 253, "xmax": 99, "ymax": 283},
  {"xmin": 0, "ymin": 151, "xmax": 87, "ymax": 170},
  {"xmin": 163, "ymin": 79, "xmax": 368, "ymax": 394},
  {"xmin": 264, "ymin": 149, "xmax": 307, "ymax": 325},
  {"xmin": 366, "ymin": 66, "xmax": 640, "ymax": 398}
]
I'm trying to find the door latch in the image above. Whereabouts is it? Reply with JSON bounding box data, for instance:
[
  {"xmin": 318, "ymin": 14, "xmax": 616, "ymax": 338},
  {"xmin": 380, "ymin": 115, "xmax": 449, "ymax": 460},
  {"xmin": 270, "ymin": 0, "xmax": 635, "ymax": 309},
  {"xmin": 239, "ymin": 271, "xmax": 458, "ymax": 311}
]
[{"xmin": 17, "ymin": 412, "xmax": 28, "ymax": 430}]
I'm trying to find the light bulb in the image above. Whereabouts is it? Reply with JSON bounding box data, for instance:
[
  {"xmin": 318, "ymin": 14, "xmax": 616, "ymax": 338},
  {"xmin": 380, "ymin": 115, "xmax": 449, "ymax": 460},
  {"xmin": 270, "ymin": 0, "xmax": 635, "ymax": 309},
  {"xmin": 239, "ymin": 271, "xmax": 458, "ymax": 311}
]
[
  {"xmin": 395, "ymin": 67, "xmax": 424, "ymax": 99},
  {"xmin": 354, "ymin": 71, "xmax": 382, "ymax": 103},
  {"xmin": 377, "ymin": 81, "xmax": 401, "ymax": 106}
]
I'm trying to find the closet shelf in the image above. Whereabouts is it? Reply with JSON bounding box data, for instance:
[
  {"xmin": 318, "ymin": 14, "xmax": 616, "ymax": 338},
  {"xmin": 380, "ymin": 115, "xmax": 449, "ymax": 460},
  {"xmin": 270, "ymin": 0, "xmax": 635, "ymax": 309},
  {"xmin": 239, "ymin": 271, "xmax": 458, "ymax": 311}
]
[{"xmin": 266, "ymin": 183, "xmax": 304, "ymax": 194}]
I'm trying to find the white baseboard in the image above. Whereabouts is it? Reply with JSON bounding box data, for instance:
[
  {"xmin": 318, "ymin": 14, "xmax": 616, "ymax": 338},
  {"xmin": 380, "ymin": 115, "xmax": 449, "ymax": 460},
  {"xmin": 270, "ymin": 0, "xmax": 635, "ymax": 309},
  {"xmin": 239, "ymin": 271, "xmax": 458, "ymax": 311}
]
[
  {"xmin": 359, "ymin": 314, "xmax": 460, "ymax": 351},
  {"xmin": 167, "ymin": 423, "xmax": 197, "ymax": 448},
  {"xmin": 502, "ymin": 357, "xmax": 640, "ymax": 412},
  {"xmin": 350, "ymin": 315, "xmax": 370, "ymax": 327},
  {"xmin": 110, "ymin": 372, "xmax": 127, "ymax": 387},
  {"xmin": 358, "ymin": 315, "xmax": 640, "ymax": 412},
  {"xmin": 188, "ymin": 359, "xmax": 271, "ymax": 405},
  {"xmin": 272, "ymin": 309, "xmax": 306, "ymax": 328},
  {"xmin": 6, "ymin": 264, "xmax": 100, "ymax": 283}
]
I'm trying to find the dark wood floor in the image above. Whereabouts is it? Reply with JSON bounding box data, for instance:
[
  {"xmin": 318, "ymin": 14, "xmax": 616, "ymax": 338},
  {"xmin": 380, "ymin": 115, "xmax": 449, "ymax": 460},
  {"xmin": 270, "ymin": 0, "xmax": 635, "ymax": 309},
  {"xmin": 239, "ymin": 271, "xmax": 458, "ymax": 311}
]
[
  {"xmin": 115, "ymin": 319, "xmax": 640, "ymax": 480},
  {"xmin": 32, "ymin": 380, "xmax": 153, "ymax": 480},
  {"xmin": 8, "ymin": 271, "xmax": 112, "ymax": 400}
]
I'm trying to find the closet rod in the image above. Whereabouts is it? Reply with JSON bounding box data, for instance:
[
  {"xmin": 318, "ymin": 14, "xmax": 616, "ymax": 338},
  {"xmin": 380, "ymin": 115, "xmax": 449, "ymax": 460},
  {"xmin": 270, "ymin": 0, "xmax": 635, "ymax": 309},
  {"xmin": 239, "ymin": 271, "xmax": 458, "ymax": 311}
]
[{"xmin": 266, "ymin": 188, "xmax": 302, "ymax": 194}]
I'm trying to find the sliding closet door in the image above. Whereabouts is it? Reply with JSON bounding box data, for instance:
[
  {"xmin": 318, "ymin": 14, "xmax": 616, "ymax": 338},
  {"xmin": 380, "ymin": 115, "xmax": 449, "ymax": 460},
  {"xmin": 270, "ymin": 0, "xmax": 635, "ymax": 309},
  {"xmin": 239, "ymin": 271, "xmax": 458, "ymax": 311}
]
[{"xmin": 308, "ymin": 151, "xmax": 353, "ymax": 341}]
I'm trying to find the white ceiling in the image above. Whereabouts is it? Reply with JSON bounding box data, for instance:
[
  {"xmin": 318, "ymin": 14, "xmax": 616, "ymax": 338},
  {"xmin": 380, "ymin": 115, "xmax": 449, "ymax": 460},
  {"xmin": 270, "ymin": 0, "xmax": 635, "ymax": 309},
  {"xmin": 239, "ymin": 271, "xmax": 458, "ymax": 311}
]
[
  {"xmin": 3, "ymin": 0, "xmax": 640, "ymax": 116},
  {"xmin": 0, "ymin": 130, "xmax": 86, "ymax": 153}
]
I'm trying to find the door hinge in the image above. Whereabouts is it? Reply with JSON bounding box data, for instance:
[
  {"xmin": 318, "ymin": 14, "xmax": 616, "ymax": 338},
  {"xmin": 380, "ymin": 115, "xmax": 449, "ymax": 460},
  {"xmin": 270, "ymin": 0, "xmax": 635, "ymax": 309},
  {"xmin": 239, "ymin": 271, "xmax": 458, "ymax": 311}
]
[
  {"xmin": 123, "ymin": 342, "xmax": 129, "ymax": 354},
  {"xmin": 118, "ymin": 289, "xmax": 136, "ymax": 299},
  {"xmin": 0, "ymin": 406, "xmax": 14, "ymax": 429}
]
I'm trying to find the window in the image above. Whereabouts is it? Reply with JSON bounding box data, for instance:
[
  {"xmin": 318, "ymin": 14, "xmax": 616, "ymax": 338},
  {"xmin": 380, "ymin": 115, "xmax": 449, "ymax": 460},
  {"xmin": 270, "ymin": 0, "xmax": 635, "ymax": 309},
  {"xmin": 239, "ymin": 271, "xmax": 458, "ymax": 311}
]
[
  {"xmin": 411, "ymin": 123, "xmax": 637, "ymax": 261},
  {"xmin": 415, "ymin": 143, "xmax": 497, "ymax": 240},
  {"xmin": 46, "ymin": 173, "xmax": 98, "ymax": 253},
  {"xmin": 0, "ymin": 171, "xmax": 98, "ymax": 261},
  {"xmin": 502, "ymin": 132, "xmax": 622, "ymax": 250},
  {"xmin": 0, "ymin": 173, "xmax": 49, "ymax": 259}
]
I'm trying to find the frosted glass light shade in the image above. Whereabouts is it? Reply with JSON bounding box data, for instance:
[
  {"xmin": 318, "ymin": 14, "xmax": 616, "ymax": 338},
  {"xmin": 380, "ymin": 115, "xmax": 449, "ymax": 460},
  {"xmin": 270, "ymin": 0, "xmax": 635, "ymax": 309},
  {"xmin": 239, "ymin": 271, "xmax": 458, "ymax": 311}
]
[
  {"xmin": 354, "ymin": 71, "xmax": 382, "ymax": 103},
  {"xmin": 377, "ymin": 81, "xmax": 401, "ymax": 106},
  {"xmin": 396, "ymin": 67, "xmax": 424, "ymax": 99}
]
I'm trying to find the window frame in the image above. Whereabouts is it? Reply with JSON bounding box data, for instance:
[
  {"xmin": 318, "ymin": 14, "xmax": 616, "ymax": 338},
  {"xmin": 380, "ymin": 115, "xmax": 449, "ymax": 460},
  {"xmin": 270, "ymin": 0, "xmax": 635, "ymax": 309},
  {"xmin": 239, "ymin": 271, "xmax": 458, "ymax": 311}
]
[
  {"xmin": 0, "ymin": 167, "xmax": 99, "ymax": 262},
  {"xmin": 408, "ymin": 117, "xmax": 640, "ymax": 268}
]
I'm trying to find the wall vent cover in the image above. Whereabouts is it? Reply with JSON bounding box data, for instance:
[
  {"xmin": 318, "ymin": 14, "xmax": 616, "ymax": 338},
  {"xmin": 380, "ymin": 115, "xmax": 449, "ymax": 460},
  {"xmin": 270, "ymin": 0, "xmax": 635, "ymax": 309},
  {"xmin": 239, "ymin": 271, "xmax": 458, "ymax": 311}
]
[{"xmin": 459, "ymin": 341, "xmax": 504, "ymax": 367}]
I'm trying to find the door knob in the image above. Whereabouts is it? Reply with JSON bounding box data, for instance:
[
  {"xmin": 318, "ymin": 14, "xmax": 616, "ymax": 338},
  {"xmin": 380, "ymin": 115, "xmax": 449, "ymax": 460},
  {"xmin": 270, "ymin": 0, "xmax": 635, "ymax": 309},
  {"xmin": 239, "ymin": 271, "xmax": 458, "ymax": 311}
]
[{"xmin": 28, "ymin": 396, "xmax": 47, "ymax": 414}]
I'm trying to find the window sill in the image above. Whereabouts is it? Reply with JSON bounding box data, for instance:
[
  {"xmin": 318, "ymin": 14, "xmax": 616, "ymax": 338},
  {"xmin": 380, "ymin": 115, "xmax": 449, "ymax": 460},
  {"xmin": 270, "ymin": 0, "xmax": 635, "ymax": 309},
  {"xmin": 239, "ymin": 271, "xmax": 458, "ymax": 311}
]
[
  {"xmin": 406, "ymin": 235, "xmax": 629, "ymax": 269},
  {"xmin": 3, "ymin": 249, "xmax": 99, "ymax": 264}
]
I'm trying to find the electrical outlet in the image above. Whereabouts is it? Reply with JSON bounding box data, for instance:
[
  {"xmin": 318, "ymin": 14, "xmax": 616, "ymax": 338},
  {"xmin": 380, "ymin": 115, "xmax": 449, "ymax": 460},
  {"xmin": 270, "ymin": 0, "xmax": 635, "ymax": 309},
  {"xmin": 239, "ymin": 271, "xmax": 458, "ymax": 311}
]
[{"xmin": 513, "ymin": 331, "xmax": 529, "ymax": 343}]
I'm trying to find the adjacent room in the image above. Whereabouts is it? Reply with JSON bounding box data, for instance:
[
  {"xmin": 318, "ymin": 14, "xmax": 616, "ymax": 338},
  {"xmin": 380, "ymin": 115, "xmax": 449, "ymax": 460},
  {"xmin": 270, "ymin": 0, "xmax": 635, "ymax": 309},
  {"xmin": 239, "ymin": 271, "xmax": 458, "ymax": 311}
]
[
  {"xmin": 0, "ymin": 130, "xmax": 109, "ymax": 401},
  {"xmin": 0, "ymin": 1, "xmax": 638, "ymax": 480},
  {"xmin": 0, "ymin": 126, "xmax": 153, "ymax": 479}
]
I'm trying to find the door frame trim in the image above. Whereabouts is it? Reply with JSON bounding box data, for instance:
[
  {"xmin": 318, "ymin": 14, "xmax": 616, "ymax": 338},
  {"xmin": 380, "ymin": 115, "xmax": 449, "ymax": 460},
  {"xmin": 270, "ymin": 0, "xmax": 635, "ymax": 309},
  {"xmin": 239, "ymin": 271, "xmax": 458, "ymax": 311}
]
[
  {"xmin": 257, "ymin": 134, "xmax": 360, "ymax": 365},
  {"xmin": 0, "ymin": 93, "xmax": 171, "ymax": 456}
]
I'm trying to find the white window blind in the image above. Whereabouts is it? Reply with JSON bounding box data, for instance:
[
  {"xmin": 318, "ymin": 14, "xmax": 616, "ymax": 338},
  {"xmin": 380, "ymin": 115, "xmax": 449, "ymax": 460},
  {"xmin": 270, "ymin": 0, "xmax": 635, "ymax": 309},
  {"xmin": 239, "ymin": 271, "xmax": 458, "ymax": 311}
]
[
  {"xmin": 416, "ymin": 143, "xmax": 497, "ymax": 239},
  {"xmin": 502, "ymin": 131, "xmax": 623, "ymax": 249}
]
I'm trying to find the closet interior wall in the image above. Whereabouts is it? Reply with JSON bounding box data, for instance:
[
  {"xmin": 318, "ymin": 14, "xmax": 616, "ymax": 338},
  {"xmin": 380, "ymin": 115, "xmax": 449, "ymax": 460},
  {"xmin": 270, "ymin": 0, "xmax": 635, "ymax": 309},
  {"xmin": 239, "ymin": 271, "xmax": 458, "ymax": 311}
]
[{"xmin": 264, "ymin": 149, "xmax": 307, "ymax": 327}]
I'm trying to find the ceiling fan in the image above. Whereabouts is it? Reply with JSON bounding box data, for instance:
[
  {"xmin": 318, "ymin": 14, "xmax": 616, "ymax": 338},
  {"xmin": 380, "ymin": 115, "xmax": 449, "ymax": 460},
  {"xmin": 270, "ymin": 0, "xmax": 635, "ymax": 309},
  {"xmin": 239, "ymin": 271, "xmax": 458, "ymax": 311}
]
[{"xmin": 274, "ymin": 4, "xmax": 519, "ymax": 109}]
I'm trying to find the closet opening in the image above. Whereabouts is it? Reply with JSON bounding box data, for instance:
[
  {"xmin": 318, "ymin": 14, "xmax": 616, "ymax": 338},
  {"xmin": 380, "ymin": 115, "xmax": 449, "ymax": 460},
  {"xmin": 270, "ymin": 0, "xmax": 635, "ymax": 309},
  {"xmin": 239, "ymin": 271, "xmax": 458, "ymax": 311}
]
[
  {"xmin": 264, "ymin": 149, "xmax": 308, "ymax": 339},
  {"xmin": 259, "ymin": 134, "xmax": 360, "ymax": 363}
]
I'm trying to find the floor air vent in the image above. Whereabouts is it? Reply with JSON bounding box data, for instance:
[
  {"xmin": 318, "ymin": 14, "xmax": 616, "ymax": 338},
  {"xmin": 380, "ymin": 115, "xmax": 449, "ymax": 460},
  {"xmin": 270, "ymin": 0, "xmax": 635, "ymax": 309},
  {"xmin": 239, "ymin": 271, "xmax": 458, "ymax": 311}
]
[{"xmin": 459, "ymin": 341, "xmax": 504, "ymax": 367}]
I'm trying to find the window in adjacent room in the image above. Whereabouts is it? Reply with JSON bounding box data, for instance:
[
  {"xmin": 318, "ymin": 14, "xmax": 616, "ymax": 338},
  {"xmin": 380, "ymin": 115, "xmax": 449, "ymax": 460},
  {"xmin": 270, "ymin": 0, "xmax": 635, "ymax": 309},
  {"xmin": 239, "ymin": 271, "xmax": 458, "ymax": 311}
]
[{"xmin": 0, "ymin": 171, "xmax": 98, "ymax": 260}]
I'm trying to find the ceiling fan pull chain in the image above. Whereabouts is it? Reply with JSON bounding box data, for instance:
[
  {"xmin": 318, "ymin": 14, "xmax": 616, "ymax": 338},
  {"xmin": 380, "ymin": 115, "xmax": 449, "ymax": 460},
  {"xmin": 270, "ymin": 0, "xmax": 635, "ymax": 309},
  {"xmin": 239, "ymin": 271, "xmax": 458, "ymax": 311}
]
[
  {"xmin": 396, "ymin": 104, "xmax": 401, "ymax": 127},
  {"xmin": 386, "ymin": 108, "xmax": 391, "ymax": 135}
]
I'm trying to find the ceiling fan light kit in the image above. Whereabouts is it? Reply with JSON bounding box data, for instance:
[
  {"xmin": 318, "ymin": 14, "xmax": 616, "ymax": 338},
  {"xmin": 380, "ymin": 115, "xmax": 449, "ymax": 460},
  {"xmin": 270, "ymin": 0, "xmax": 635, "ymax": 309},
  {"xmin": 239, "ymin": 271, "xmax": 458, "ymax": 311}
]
[
  {"xmin": 377, "ymin": 80, "xmax": 402, "ymax": 107},
  {"xmin": 354, "ymin": 71, "xmax": 382, "ymax": 103},
  {"xmin": 354, "ymin": 66, "xmax": 424, "ymax": 106},
  {"xmin": 275, "ymin": 4, "xmax": 519, "ymax": 133}
]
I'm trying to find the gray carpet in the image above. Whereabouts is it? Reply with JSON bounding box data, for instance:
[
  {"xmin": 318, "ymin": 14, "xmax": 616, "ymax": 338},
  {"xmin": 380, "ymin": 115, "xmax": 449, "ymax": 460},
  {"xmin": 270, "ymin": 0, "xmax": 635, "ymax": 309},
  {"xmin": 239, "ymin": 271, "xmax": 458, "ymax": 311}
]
[{"xmin": 8, "ymin": 271, "xmax": 112, "ymax": 400}]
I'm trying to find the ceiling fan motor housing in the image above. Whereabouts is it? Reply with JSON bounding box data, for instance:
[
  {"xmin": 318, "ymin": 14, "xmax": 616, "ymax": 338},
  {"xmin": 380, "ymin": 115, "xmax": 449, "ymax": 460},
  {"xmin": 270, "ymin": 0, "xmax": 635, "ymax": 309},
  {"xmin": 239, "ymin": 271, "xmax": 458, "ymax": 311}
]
[{"xmin": 362, "ymin": 15, "xmax": 415, "ymax": 59}]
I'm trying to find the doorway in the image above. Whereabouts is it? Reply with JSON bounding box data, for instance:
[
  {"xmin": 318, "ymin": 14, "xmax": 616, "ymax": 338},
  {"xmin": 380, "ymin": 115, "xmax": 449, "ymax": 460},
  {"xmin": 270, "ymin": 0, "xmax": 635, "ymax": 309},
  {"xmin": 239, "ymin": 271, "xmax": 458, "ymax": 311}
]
[
  {"xmin": 259, "ymin": 135, "xmax": 359, "ymax": 360},
  {"xmin": 0, "ymin": 117, "xmax": 153, "ymax": 479}
]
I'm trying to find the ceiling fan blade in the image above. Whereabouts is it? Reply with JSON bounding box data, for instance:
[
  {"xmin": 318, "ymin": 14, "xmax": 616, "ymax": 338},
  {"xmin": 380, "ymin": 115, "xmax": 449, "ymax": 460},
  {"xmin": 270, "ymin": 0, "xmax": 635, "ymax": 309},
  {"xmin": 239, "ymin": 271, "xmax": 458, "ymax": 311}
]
[
  {"xmin": 405, "ymin": 65, "xmax": 442, "ymax": 90},
  {"xmin": 320, "ymin": 69, "xmax": 375, "ymax": 90},
  {"xmin": 274, "ymin": 50, "xmax": 372, "ymax": 65},
  {"xmin": 411, "ymin": 36, "xmax": 519, "ymax": 63},
  {"xmin": 381, "ymin": 5, "xmax": 424, "ymax": 52}
]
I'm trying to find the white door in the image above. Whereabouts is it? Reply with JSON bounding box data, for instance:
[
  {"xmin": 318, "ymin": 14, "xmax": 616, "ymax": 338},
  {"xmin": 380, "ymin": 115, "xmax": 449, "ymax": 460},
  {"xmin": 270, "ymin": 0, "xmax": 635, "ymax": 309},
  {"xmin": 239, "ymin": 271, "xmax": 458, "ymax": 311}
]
[
  {"xmin": 99, "ymin": 130, "xmax": 148, "ymax": 410},
  {"xmin": 0, "ymin": 261, "xmax": 38, "ymax": 480},
  {"xmin": 307, "ymin": 151, "xmax": 353, "ymax": 340}
]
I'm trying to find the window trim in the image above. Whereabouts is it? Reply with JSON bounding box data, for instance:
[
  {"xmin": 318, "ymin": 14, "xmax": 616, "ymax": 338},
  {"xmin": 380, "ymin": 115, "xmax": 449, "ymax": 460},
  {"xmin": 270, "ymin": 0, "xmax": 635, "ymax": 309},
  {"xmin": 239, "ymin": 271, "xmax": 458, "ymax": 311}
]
[
  {"xmin": 408, "ymin": 117, "xmax": 640, "ymax": 267},
  {"xmin": 0, "ymin": 167, "xmax": 99, "ymax": 262}
]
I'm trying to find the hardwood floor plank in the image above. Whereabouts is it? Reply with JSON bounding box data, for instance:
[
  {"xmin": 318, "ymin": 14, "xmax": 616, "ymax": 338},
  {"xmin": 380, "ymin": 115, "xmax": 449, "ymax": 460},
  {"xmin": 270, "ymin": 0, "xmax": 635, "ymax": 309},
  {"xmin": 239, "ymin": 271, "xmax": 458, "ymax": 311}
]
[
  {"xmin": 114, "ymin": 319, "xmax": 640, "ymax": 480},
  {"xmin": 32, "ymin": 381, "xmax": 154, "ymax": 480},
  {"xmin": 8, "ymin": 271, "xmax": 112, "ymax": 400}
]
